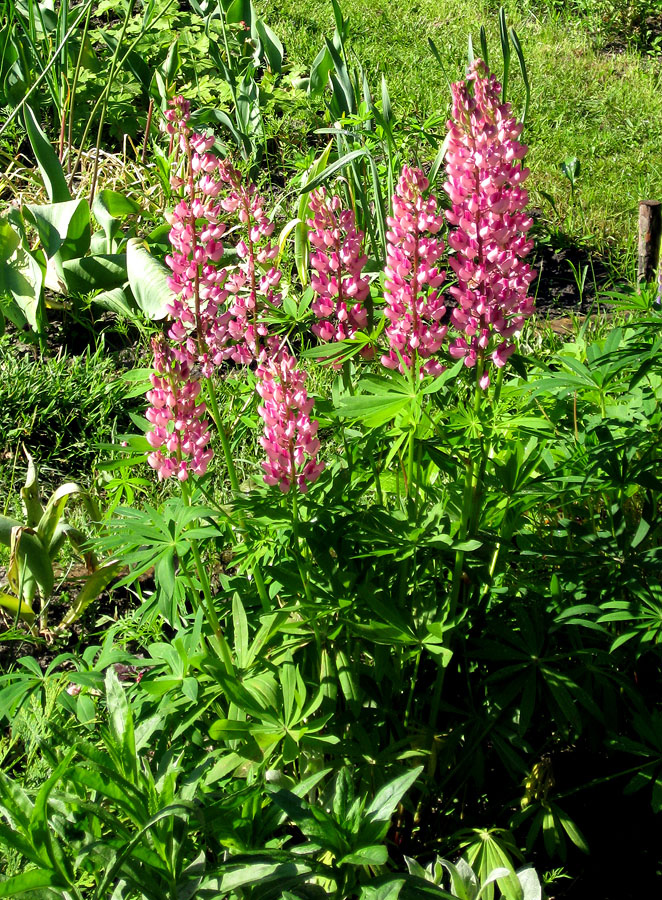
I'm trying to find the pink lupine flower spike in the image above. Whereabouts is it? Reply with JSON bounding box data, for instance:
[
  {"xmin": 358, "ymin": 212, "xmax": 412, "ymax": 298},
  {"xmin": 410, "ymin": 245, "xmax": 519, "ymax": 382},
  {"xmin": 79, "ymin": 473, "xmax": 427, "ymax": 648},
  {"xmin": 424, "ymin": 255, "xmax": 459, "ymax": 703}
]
[
  {"xmin": 381, "ymin": 165, "xmax": 448, "ymax": 378},
  {"xmin": 444, "ymin": 60, "xmax": 536, "ymax": 390}
]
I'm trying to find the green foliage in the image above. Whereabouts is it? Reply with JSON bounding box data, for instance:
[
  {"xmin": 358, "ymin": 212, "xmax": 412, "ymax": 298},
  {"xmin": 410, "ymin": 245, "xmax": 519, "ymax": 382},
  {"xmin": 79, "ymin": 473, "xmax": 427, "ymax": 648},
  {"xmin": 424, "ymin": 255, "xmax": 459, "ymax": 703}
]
[
  {"xmin": 0, "ymin": 337, "xmax": 138, "ymax": 482},
  {"xmin": 0, "ymin": 452, "xmax": 118, "ymax": 630},
  {"xmin": 2, "ymin": 1, "xmax": 662, "ymax": 896}
]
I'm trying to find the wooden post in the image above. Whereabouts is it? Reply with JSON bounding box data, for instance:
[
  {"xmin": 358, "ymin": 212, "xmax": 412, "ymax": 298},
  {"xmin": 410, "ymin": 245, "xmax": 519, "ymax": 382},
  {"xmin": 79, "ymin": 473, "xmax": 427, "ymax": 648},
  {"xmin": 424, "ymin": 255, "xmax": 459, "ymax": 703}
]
[{"xmin": 637, "ymin": 200, "xmax": 662, "ymax": 284}]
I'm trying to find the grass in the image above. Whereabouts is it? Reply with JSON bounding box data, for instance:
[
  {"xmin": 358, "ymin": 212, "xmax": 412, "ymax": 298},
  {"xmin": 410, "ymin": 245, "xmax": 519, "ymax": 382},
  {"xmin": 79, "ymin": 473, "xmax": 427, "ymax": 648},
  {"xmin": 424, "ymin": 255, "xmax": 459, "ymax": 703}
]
[
  {"xmin": 258, "ymin": 0, "xmax": 662, "ymax": 274},
  {"xmin": 0, "ymin": 335, "xmax": 141, "ymax": 512}
]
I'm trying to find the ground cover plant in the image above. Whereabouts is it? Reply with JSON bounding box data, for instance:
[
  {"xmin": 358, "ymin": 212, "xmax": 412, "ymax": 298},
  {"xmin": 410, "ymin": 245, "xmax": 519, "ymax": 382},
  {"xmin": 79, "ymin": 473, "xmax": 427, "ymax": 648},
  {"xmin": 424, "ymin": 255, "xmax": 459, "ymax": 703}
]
[{"xmin": 1, "ymin": 1, "xmax": 662, "ymax": 898}]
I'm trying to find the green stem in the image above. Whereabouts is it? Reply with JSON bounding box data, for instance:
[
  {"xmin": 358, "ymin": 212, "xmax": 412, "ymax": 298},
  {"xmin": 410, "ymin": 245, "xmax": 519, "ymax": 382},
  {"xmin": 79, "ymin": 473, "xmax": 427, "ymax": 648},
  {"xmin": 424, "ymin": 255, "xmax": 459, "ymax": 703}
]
[
  {"xmin": 89, "ymin": 0, "xmax": 135, "ymax": 202},
  {"xmin": 0, "ymin": 0, "xmax": 95, "ymax": 140},
  {"xmin": 180, "ymin": 480, "xmax": 234, "ymax": 674},
  {"xmin": 404, "ymin": 648, "xmax": 422, "ymax": 728},
  {"xmin": 206, "ymin": 378, "xmax": 271, "ymax": 612},
  {"xmin": 406, "ymin": 428, "xmax": 416, "ymax": 500},
  {"xmin": 481, "ymin": 497, "xmax": 516, "ymax": 606},
  {"xmin": 428, "ymin": 453, "xmax": 473, "ymax": 732},
  {"xmin": 66, "ymin": 0, "xmax": 93, "ymax": 174},
  {"xmin": 291, "ymin": 487, "xmax": 321, "ymax": 653},
  {"xmin": 68, "ymin": 0, "xmax": 176, "ymax": 188}
]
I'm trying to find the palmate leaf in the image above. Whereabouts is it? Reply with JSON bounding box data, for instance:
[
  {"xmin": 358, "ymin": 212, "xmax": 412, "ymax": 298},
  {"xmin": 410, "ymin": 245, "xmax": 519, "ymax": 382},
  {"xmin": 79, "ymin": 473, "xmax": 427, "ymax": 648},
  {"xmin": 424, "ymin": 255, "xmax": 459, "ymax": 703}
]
[
  {"xmin": 359, "ymin": 767, "xmax": 424, "ymax": 844},
  {"xmin": 268, "ymin": 789, "xmax": 348, "ymax": 854}
]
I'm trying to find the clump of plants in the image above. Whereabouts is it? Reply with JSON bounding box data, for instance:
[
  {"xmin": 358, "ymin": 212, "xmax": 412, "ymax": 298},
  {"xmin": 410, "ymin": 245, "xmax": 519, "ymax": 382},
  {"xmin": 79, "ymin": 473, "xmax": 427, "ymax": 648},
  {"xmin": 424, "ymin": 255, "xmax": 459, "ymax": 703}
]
[{"xmin": 2, "ymin": 5, "xmax": 662, "ymax": 898}]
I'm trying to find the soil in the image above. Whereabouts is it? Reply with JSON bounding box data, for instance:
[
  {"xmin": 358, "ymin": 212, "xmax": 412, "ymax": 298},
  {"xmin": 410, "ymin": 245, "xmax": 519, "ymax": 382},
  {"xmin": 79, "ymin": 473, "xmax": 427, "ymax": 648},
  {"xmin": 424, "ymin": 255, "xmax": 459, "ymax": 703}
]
[{"xmin": 0, "ymin": 570, "xmax": 149, "ymax": 672}]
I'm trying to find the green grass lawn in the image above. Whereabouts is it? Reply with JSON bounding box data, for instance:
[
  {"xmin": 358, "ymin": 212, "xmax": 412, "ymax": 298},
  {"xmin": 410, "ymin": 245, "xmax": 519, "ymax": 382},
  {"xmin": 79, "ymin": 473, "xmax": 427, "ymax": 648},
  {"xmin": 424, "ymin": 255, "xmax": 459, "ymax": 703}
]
[{"xmin": 259, "ymin": 0, "xmax": 662, "ymax": 274}]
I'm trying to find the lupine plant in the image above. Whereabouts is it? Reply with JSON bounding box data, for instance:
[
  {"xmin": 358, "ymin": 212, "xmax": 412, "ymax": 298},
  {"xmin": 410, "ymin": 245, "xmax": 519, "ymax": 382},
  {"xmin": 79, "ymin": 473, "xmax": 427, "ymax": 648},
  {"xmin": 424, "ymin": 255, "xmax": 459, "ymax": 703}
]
[{"xmin": 4, "ymin": 22, "xmax": 662, "ymax": 897}]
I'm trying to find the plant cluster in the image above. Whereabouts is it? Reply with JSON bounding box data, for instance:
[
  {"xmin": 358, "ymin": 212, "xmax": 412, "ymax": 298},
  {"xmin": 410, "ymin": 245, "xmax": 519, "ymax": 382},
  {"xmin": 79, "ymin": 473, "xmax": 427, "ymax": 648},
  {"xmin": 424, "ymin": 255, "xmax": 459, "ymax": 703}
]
[{"xmin": 2, "ymin": 3, "xmax": 662, "ymax": 899}]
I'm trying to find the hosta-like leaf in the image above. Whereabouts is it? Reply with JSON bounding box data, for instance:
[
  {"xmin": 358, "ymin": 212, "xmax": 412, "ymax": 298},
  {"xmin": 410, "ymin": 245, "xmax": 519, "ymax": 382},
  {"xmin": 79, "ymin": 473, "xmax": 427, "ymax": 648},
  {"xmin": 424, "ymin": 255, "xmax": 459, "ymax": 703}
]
[
  {"xmin": 126, "ymin": 238, "xmax": 171, "ymax": 320},
  {"xmin": 23, "ymin": 104, "xmax": 70, "ymax": 203},
  {"xmin": 0, "ymin": 217, "xmax": 45, "ymax": 333},
  {"xmin": 0, "ymin": 591, "xmax": 35, "ymax": 623},
  {"xmin": 61, "ymin": 254, "xmax": 127, "ymax": 293},
  {"xmin": 24, "ymin": 199, "xmax": 91, "ymax": 263},
  {"xmin": 0, "ymin": 517, "xmax": 53, "ymax": 600},
  {"xmin": 37, "ymin": 483, "xmax": 84, "ymax": 551}
]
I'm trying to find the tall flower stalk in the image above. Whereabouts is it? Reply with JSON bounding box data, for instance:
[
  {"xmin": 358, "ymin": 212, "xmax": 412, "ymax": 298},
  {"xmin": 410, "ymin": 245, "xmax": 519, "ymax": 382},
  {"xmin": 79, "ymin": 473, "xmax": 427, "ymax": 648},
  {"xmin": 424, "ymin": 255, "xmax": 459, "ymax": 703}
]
[
  {"xmin": 307, "ymin": 188, "xmax": 370, "ymax": 344},
  {"xmin": 444, "ymin": 59, "xmax": 536, "ymax": 391},
  {"xmin": 256, "ymin": 338, "xmax": 325, "ymax": 494},
  {"xmin": 443, "ymin": 58, "xmax": 537, "ymax": 549},
  {"xmin": 430, "ymin": 61, "xmax": 537, "ymax": 732},
  {"xmin": 382, "ymin": 165, "xmax": 447, "ymax": 379}
]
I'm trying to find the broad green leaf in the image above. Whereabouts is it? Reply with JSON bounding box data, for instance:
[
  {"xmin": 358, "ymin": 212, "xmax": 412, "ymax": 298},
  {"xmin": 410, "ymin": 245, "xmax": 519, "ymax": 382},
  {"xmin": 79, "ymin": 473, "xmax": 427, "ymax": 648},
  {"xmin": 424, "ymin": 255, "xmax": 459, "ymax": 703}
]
[
  {"xmin": 20, "ymin": 450, "xmax": 43, "ymax": 527},
  {"xmin": 57, "ymin": 561, "xmax": 122, "ymax": 629},
  {"xmin": 0, "ymin": 218, "xmax": 44, "ymax": 333},
  {"xmin": 268, "ymin": 789, "xmax": 346, "ymax": 853},
  {"xmin": 126, "ymin": 238, "xmax": 171, "ymax": 320},
  {"xmin": 0, "ymin": 517, "xmax": 53, "ymax": 599},
  {"xmin": 233, "ymin": 594, "xmax": 248, "ymax": 666},
  {"xmin": 359, "ymin": 879, "xmax": 404, "ymax": 900},
  {"xmin": 227, "ymin": 0, "xmax": 252, "ymax": 25},
  {"xmin": 256, "ymin": 18, "xmax": 283, "ymax": 72},
  {"xmin": 24, "ymin": 199, "xmax": 91, "ymax": 262},
  {"xmin": 91, "ymin": 286, "xmax": 139, "ymax": 318},
  {"xmin": 308, "ymin": 45, "xmax": 333, "ymax": 96},
  {"xmin": 209, "ymin": 718, "xmax": 255, "ymax": 740},
  {"xmin": 105, "ymin": 667, "xmax": 137, "ymax": 783},
  {"xmin": 61, "ymin": 254, "xmax": 127, "ymax": 293},
  {"xmin": 336, "ymin": 649, "xmax": 358, "ymax": 703},
  {"xmin": 0, "ymin": 820, "xmax": 42, "ymax": 866},
  {"xmin": 555, "ymin": 804, "xmax": 589, "ymax": 853},
  {"xmin": 0, "ymin": 591, "xmax": 35, "ymax": 623},
  {"xmin": 440, "ymin": 857, "xmax": 478, "ymax": 900},
  {"xmin": 517, "ymin": 867, "xmax": 542, "ymax": 900},
  {"xmin": 216, "ymin": 860, "xmax": 312, "ymax": 891},
  {"xmin": 0, "ymin": 869, "xmax": 64, "ymax": 897},
  {"xmin": 336, "ymin": 393, "xmax": 410, "ymax": 427},
  {"xmin": 361, "ymin": 767, "xmax": 424, "ymax": 844},
  {"xmin": 29, "ymin": 749, "xmax": 76, "ymax": 878},
  {"xmin": 37, "ymin": 483, "xmax": 84, "ymax": 551},
  {"xmin": 92, "ymin": 190, "xmax": 142, "ymax": 248},
  {"xmin": 477, "ymin": 868, "xmax": 519, "ymax": 900},
  {"xmin": 339, "ymin": 845, "xmax": 388, "ymax": 866},
  {"xmin": 23, "ymin": 104, "xmax": 71, "ymax": 203}
]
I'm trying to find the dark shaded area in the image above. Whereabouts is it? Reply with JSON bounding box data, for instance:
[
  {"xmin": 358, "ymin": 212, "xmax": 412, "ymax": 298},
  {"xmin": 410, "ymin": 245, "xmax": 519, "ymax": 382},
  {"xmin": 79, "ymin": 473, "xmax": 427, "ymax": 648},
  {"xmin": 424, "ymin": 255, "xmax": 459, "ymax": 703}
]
[
  {"xmin": 549, "ymin": 745, "xmax": 662, "ymax": 899},
  {"xmin": 529, "ymin": 215, "xmax": 615, "ymax": 317},
  {"xmin": 0, "ymin": 576, "xmax": 146, "ymax": 672}
]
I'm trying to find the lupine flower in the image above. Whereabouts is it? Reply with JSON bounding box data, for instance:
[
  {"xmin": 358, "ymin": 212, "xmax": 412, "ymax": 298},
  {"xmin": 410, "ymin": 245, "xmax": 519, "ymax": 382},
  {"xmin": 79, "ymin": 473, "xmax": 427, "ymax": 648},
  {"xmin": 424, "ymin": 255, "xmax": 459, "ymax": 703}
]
[
  {"xmin": 146, "ymin": 336, "xmax": 213, "ymax": 481},
  {"xmin": 256, "ymin": 338, "xmax": 325, "ymax": 493},
  {"xmin": 162, "ymin": 98, "xmax": 282, "ymax": 372},
  {"xmin": 444, "ymin": 60, "xmax": 536, "ymax": 389},
  {"xmin": 381, "ymin": 165, "xmax": 448, "ymax": 377},
  {"xmin": 307, "ymin": 188, "xmax": 370, "ymax": 343},
  {"xmin": 216, "ymin": 160, "xmax": 282, "ymax": 363}
]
